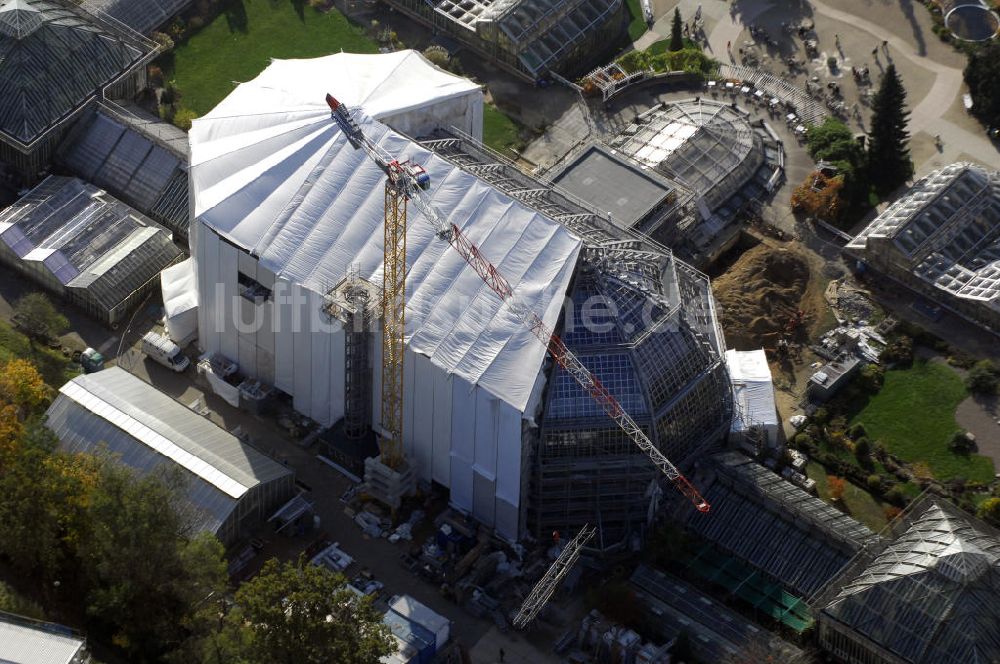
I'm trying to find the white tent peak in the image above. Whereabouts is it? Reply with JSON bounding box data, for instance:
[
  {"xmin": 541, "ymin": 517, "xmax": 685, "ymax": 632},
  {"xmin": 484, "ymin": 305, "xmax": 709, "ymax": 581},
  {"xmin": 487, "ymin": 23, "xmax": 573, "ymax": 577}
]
[{"xmin": 202, "ymin": 50, "xmax": 481, "ymax": 122}]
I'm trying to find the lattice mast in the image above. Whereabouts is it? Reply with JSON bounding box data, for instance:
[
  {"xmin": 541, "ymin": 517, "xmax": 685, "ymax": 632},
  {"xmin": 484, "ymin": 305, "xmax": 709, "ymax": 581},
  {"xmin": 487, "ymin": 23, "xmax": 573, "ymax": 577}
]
[
  {"xmin": 382, "ymin": 179, "xmax": 406, "ymax": 467},
  {"xmin": 325, "ymin": 94, "xmax": 710, "ymax": 513},
  {"xmin": 513, "ymin": 524, "xmax": 597, "ymax": 628}
]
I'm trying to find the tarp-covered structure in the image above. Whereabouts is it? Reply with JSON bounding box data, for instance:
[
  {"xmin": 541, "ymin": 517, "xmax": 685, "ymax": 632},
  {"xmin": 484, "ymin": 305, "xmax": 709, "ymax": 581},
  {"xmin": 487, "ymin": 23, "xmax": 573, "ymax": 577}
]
[
  {"xmin": 46, "ymin": 367, "xmax": 295, "ymax": 545},
  {"xmin": 725, "ymin": 349, "xmax": 779, "ymax": 448},
  {"xmin": 0, "ymin": 176, "xmax": 181, "ymax": 325},
  {"xmin": 818, "ymin": 499, "xmax": 1000, "ymax": 664},
  {"xmin": 0, "ymin": 0, "xmax": 155, "ymax": 181},
  {"xmin": 162, "ymin": 257, "xmax": 198, "ymax": 345},
  {"xmin": 186, "ymin": 52, "xmax": 570, "ymax": 541}
]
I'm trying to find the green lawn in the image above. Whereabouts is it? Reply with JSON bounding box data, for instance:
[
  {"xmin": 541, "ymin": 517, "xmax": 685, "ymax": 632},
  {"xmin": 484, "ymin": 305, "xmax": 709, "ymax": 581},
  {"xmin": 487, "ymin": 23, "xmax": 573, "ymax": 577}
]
[
  {"xmin": 808, "ymin": 462, "xmax": 889, "ymax": 531},
  {"xmin": 167, "ymin": 0, "xmax": 378, "ymax": 117},
  {"xmin": 482, "ymin": 104, "xmax": 524, "ymax": 155},
  {"xmin": 849, "ymin": 360, "xmax": 994, "ymax": 482},
  {"xmin": 0, "ymin": 321, "xmax": 75, "ymax": 388},
  {"xmin": 624, "ymin": 0, "xmax": 648, "ymax": 41}
]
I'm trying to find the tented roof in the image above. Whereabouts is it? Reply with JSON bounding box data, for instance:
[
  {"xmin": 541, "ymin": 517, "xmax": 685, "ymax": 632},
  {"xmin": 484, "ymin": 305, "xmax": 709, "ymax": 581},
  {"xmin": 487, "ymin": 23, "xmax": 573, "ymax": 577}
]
[
  {"xmin": 46, "ymin": 367, "xmax": 293, "ymax": 535},
  {"xmin": 0, "ymin": 0, "xmax": 152, "ymax": 147},
  {"xmin": 822, "ymin": 501, "xmax": 1000, "ymax": 664},
  {"xmin": 213, "ymin": 51, "xmax": 480, "ymax": 122},
  {"xmin": 190, "ymin": 56, "xmax": 581, "ymax": 413},
  {"xmin": 725, "ymin": 349, "xmax": 778, "ymax": 429}
]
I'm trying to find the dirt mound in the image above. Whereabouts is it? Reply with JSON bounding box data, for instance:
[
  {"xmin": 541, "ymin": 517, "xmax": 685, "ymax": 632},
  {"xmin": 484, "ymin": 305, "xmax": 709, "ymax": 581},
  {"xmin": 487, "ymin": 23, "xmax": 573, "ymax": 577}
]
[{"xmin": 712, "ymin": 244, "xmax": 812, "ymax": 350}]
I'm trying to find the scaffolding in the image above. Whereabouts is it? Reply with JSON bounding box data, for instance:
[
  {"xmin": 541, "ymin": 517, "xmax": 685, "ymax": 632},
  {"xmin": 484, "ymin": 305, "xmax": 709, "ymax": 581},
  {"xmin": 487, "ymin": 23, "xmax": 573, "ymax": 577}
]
[{"xmin": 324, "ymin": 269, "xmax": 380, "ymax": 440}]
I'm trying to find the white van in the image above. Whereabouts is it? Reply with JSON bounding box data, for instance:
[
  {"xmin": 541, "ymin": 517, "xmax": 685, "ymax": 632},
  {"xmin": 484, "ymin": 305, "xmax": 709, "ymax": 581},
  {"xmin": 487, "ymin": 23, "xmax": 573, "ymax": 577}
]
[{"xmin": 141, "ymin": 331, "xmax": 190, "ymax": 372}]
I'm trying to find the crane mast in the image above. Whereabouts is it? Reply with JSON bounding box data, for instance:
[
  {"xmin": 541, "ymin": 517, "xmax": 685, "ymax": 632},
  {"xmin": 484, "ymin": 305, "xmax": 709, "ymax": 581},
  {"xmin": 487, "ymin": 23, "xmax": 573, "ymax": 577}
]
[
  {"xmin": 512, "ymin": 525, "xmax": 597, "ymax": 628},
  {"xmin": 325, "ymin": 94, "xmax": 709, "ymax": 514}
]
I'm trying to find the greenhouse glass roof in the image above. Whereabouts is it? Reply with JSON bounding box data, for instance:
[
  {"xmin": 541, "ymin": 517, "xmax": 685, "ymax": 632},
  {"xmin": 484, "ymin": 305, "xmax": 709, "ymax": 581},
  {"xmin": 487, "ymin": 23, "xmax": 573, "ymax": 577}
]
[
  {"xmin": 81, "ymin": 0, "xmax": 191, "ymax": 36},
  {"xmin": 848, "ymin": 163, "xmax": 1000, "ymax": 314},
  {"xmin": 821, "ymin": 500, "xmax": 1000, "ymax": 664},
  {"xmin": 0, "ymin": 0, "xmax": 152, "ymax": 147},
  {"xmin": 669, "ymin": 452, "xmax": 878, "ymax": 597},
  {"xmin": 0, "ymin": 176, "xmax": 180, "ymax": 307},
  {"xmin": 47, "ymin": 367, "xmax": 293, "ymax": 535}
]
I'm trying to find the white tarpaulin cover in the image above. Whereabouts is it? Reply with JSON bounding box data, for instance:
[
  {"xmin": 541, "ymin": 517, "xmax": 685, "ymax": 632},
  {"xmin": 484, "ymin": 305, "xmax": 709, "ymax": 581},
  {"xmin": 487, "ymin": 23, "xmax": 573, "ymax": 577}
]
[
  {"xmin": 161, "ymin": 257, "xmax": 198, "ymax": 344},
  {"xmin": 189, "ymin": 59, "xmax": 581, "ymax": 414},
  {"xmin": 725, "ymin": 348, "xmax": 779, "ymax": 431}
]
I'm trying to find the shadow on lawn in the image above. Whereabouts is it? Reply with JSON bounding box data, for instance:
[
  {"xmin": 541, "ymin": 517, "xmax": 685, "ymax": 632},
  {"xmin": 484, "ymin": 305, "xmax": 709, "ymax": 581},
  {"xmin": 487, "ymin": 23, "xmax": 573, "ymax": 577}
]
[{"xmin": 224, "ymin": 0, "xmax": 248, "ymax": 33}]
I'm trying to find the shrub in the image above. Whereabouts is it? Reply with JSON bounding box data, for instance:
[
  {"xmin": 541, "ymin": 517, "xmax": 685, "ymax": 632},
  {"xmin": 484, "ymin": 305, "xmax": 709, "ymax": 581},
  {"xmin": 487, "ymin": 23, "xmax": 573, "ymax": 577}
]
[
  {"xmin": 886, "ymin": 484, "xmax": 908, "ymax": 506},
  {"xmin": 979, "ymin": 497, "xmax": 1000, "ymax": 526},
  {"xmin": 866, "ymin": 474, "xmax": 882, "ymax": 492},
  {"xmin": 848, "ymin": 423, "xmax": 867, "ymax": 440},
  {"xmin": 812, "ymin": 407, "xmax": 830, "ymax": 426},
  {"xmin": 147, "ymin": 65, "xmax": 164, "ymax": 88},
  {"xmin": 151, "ymin": 31, "xmax": 174, "ymax": 51},
  {"xmin": 884, "ymin": 505, "xmax": 903, "ymax": 521},
  {"xmin": 949, "ymin": 430, "xmax": 975, "ymax": 455},
  {"xmin": 881, "ymin": 335, "xmax": 913, "ymax": 366},
  {"xmin": 966, "ymin": 360, "xmax": 1000, "ymax": 395},
  {"xmin": 172, "ymin": 108, "xmax": 198, "ymax": 131},
  {"xmin": 828, "ymin": 476, "xmax": 846, "ymax": 501},
  {"xmin": 855, "ymin": 437, "xmax": 873, "ymax": 465}
]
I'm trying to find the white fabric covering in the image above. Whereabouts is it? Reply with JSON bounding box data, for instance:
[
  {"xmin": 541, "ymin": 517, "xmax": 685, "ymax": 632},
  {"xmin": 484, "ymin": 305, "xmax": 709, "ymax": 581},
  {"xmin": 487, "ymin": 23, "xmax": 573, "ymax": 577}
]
[
  {"xmin": 189, "ymin": 67, "xmax": 580, "ymax": 415},
  {"xmin": 161, "ymin": 257, "xmax": 199, "ymax": 344},
  {"xmin": 725, "ymin": 349, "xmax": 779, "ymax": 445}
]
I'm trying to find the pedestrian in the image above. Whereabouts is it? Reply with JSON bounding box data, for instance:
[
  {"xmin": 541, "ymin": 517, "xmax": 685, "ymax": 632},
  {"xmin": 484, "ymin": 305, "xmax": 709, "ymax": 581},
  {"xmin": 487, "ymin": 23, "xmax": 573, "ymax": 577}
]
[
  {"xmin": 882, "ymin": 39, "xmax": 888, "ymax": 50},
  {"xmin": 499, "ymin": 647, "xmax": 506, "ymax": 662},
  {"xmin": 872, "ymin": 46, "xmax": 878, "ymax": 57},
  {"xmin": 727, "ymin": 40, "xmax": 731, "ymax": 50}
]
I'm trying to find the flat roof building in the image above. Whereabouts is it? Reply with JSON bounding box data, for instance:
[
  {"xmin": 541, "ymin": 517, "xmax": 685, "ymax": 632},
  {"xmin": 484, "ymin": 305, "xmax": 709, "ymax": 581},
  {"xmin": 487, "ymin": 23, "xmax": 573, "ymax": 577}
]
[
  {"xmin": 0, "ymin": 613, "xmax": 89, "ymax": 664},
  {"xmin": 550, "ymin": 143, "xmax": 688, "ymax": 233},
  {"xmin": 0, "ymin": 0, "xmax": 156, "ymax": 183},
  {"xmin": 46, "ymin": 367, "xmax": 295, "ymax": 545},
  {"xmin": 847, "ymin": 163, "xmax": 1000, "ymax": 334},
  {"xmin": 725, "ymin": 349, "xmax": 779, "ymax": 449},
  {"xmin": 0, "ymin": 176, "xmax": 181, "ymax": 325}
]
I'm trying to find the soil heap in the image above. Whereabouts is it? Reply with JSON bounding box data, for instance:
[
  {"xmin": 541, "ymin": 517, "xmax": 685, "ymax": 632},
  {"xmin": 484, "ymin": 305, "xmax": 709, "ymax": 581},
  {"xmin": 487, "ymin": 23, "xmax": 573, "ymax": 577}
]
[{"xmin": 712, "ymin": 244, "xmax": 811, "ymax": 350}]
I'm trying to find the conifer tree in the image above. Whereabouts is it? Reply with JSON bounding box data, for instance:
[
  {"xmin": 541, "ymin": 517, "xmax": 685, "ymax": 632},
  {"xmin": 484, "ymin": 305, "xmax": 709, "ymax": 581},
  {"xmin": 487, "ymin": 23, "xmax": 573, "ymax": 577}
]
[
  {"xmin": 868, "ymin": 64, "xmax": 913, "ymax": 193},
  {"xmin": 670, "ymin": 8, "xmax": 684, "ymax": 52}
]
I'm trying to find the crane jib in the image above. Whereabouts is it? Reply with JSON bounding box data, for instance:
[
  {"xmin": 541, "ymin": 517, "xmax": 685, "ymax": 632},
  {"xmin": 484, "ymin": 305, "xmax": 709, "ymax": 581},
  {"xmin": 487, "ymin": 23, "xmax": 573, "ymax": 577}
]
[{"xmin": 324, "ymin": 93, "xmax": 710, "ymax": 515}]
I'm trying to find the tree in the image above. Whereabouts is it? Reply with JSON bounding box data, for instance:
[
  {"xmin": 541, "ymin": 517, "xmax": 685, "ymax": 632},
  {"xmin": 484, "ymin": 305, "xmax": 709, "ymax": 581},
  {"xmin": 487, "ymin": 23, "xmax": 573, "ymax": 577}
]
[
  {"xmin": 867, "ymin": 64, "xmax": 913, "ymax": 193},
  {"xmin": 964, "ymin": 40, "xmax": 1000, "ymax": 129},
  {"xmin": 13, "ymin": 292, "xmax": 68, "ymax": 341},
  {"xmin": 977, "ymin": 497, "xmax": 1000, "ymax": 526},
  {"xmin": 0, "ymin": 359, "xmax": 50, "ymax": 413},
  {"xmin": 966, "ymin": 359, "xmax": 1000, "ymax": 395},
  {"xmin": 669, "ymin": 8, "xmax": 683, "ymax": 52},
  {"xmin": 80, "ymin": 464, "xmax": 228, "ymax": 660},
  {"xmin": 828, "ymin": 476, "xmax": 847, "ymax": 501},
  {"xmin": 208, "ymin": 558, "xmax": 394, "ymax": 664}
]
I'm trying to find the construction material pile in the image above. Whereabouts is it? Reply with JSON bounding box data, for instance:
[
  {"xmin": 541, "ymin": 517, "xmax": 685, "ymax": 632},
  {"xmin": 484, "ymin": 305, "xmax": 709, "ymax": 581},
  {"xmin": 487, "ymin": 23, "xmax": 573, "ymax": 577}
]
[{"xmin": 713, "ymin": 244, "xmax": 811, "ymax": 349}]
